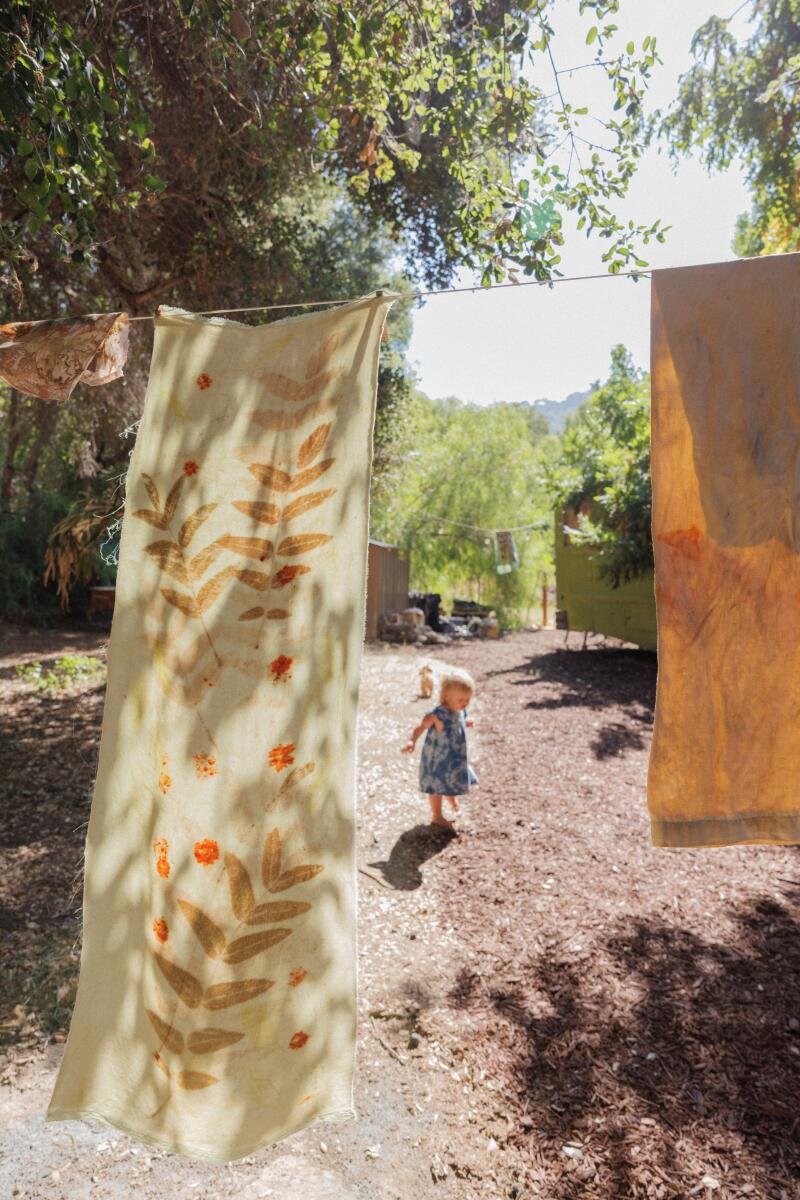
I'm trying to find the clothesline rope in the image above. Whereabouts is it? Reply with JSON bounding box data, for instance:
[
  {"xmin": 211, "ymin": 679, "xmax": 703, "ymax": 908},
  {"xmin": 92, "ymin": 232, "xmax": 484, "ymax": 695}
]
[
  {"xmin": 426, "ymin": 513, "xmax": 549, "ymax": 535},
  {"xmin": 119, "ymin": 267, "xmax": 652, "ymax": 322}
]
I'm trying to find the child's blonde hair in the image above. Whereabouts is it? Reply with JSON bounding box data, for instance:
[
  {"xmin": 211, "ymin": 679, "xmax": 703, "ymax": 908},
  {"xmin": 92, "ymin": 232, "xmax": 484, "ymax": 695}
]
[{"xmin": 439, "ymin": 667, "xmax": 475, "ymax": 704}]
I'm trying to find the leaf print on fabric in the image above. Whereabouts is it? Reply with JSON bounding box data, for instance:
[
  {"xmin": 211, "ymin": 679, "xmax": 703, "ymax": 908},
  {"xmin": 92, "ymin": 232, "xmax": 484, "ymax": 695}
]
[
  {"xmin": 238, "ymin": 606, "xmax": 265, "ymax": 621},
  {"xmin": 196, "ymin": 373, "xmax": 212, "ymax": 390},
  {"xmin": 250, "ymin": 393, "xmax": 342, "ymax": 433},
  {"xmin": 277, "ymin": 534, "xmax": 332, "ymax": 557},
  {"xmin": 231, "ymin": 500, "xmax": 281, "ymax": 524},
  {"xmin": 277, "ymin": 761, "xmax": 315, "ymax": 796},
  {"xmin": 281, "ymin": 490, "xmax": 335, "ymax": 521},
  {"xmin": 269, "ymin": 865, "xmax": 325, "ymax": 893},
  {"xmin": 178, "ymin": 1069, "xmax": 218, "ymax": 1089},
  {"xmin": 288, "ymin": 460, "xmax": 335, "ymax": 492},
  {"xmin": 202, "ymin": 979, "xmax": 274, "ymax": 1011},
  {"xmin": 178, "ymin": 503, "xmax": 218, "ymax": 549},
  {"xmin": 177, "ymin": 899, "xmax": 227, "ymax": 959},
  {"xmin": 153, "ymin": 952, "xmax": 204, "ymax": 1009},
  {"xmin": 146, "ymin": 1009, "xmax": 184, "ymax": 1054},
  {"xmin": 296, "ymin": 423, "xmax": 332, "ymax": 468},
  {"xmin": 183, "ymin": 460, "xmax": 200, "ymax": 477},
  {"xmin": 288, "ymin": 967, "xmax": 308, "ymax": 987},
  {"xmin": 187, "ymin": 1028, "xmax": 244, "ymax": 1055},
  {"xmin": 224, "ymin": 853, "xmax": 256, "ymax": 922},
  {"xmin": 247, "ymin": 900, "xmax": 311, "ymax": 926},
  {"xmin": 289, "ymin": 1031, "xmax": 310, "ymax": 1050},
  {"xmin": 223, "ymin": 928, "xmax": 291, "ymax": 964}
]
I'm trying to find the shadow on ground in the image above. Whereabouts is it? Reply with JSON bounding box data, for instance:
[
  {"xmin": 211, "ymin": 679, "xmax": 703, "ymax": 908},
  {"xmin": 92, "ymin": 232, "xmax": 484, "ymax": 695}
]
[
  {"xmin": 450, "ymin": 889, "xmax": 800, "ymax": 1195},
  {"xmin": 366, "ymin": 823, "xmax": 455, "ymax": 890},
  {"xmin": 493, "ymin": 644, "xmax": 657, "ymax": 762}
]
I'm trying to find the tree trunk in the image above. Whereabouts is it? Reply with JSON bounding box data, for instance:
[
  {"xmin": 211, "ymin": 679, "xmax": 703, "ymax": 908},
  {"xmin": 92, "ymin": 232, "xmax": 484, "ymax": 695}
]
[{"xmin": 0, "ymin": 388, "xmax": 22, "ymax": 511}]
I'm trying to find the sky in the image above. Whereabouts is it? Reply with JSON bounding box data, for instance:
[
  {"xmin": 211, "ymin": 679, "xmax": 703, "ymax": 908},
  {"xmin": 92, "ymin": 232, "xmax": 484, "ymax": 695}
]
[{"xmin": 407, "ymin": 0, "xmax": 755, "ymax": 406}]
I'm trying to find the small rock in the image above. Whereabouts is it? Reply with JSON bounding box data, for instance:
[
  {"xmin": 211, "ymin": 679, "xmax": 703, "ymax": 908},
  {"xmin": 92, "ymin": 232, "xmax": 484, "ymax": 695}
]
[
  {"xmin": 562, "ymin": 1145, "xmax": 583, "ymax": 1159},
  {"xmin": 319, "ymin": 1141, "xmax": 327, "ymax": 1154},
  {"xmin": 701, "ymin": 1175, "xmax": 720, "ymax": 1190},
  {"xmin": 365, "ymin": 1145, "xmax": 381, "ymax": 1160}
]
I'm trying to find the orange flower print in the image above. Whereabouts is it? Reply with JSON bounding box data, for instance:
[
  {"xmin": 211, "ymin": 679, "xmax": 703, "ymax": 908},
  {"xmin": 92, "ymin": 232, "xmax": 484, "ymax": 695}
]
[
  {"xmin": 268, "ymin": 742, "xmax": 295, "ymax": 772},
  {"xmin": 288, "ymin": 967, "xmax": 308, "ymax": 988},
  {"xmin": 194, "ymin": 838, "xmax": 220, "ymax": 866},
  {"xmin": 158, "ymin": 771, "xmax": 172, "ymax": 795},
  {"xmin": 273, "ymin": 564, "xmax": 305, "ymax": 588},
  {"xmin": 183, "ymin": 459, "xmax": 200, "ymax": 477},
  {"xmin": 270, "ymin": 654, "xmax": 293, "ymax": 683},
  {"xmin": 194, "ymin": 753, "xmax": 218, "ymax": 778},
  {"xmin": 289, "ymin": 1031, "xmax": 310, "ymax": 1050},
  {"xmin": 152, "ymin": 917, "xmax": 169, "ymax": 943},
  {"xmin": 153, "ymin": 838, "xmax": 170, "ymax": 879},
  {"xmin": 196, "ymin": 373, "xmax": 212, "ymax": 390}
]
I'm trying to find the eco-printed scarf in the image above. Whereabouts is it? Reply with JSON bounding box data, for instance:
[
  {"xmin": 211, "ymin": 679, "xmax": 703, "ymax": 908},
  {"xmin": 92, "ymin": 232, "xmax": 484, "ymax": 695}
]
[
  {"xmin": 48, "ymin": 295, "xmax": 393, "ymax": 1160},
  {"xmin": 648, "ymin": 253, "xmax": 800, "ymax": 847}
]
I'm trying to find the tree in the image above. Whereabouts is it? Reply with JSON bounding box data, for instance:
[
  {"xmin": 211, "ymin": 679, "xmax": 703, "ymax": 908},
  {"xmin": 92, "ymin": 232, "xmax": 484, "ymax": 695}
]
[
  {"xmin": 1, "ymin": 0, "xmax": 665, "ymax": 310},
  {"xmin": 548, "ymin": 344, "xmax": 651, "ymax": 586},
  {"xmin": 372, "ymin": 392, "xmax": 557, "ymax": 623},
  {"xmin": 661, "ymin": 0, "xmax": 800, "ymax": 256}
]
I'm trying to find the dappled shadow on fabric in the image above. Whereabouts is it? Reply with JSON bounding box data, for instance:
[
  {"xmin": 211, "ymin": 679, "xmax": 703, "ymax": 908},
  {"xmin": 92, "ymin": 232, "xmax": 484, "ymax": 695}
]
[{"xmin": 45, "ymin": 296, "xmax": 392, "ymax": 1160}]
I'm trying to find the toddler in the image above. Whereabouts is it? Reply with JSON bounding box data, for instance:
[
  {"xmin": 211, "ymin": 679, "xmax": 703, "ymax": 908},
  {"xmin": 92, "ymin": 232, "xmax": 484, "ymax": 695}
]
[{"xmin": 402, "ymin": 667, "xmax": 477, "ymax": 830}]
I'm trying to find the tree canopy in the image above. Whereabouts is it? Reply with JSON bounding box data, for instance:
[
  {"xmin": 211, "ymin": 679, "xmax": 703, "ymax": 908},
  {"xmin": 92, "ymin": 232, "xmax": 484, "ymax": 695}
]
[
  {"xmin": 548, "ymin": 344, "xmax": 651, "ymax": 587},
  {"xmin": 661, "ymin": 0, "xmax": 800, "ymax": 256},
  {"xmin": 1, "ymin": 0, "xmax": 666, "ymax": 312}
]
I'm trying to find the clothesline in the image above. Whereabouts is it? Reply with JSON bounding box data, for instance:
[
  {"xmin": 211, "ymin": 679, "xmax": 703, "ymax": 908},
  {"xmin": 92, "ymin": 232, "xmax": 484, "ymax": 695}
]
[
  {"xmin": 124, "ymin": 267, "xmax": 650, "ymax": 322},
  {"xmin": 426, "ymin": 513, "xmax": 549, "ymax": 535}
]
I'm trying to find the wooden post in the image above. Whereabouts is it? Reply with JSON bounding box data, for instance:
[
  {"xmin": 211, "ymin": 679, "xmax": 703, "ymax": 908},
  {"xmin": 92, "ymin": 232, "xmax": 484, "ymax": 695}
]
[{"xmin": 541, "ymin": 572, "xmax": 548, "ymax": 628}]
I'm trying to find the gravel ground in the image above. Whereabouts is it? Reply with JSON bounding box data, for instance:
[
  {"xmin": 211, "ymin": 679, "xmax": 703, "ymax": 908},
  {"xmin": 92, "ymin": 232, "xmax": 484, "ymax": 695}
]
[{"xmin": 2, "ymin": 624, "xmax": 800, "ymax": 1200}]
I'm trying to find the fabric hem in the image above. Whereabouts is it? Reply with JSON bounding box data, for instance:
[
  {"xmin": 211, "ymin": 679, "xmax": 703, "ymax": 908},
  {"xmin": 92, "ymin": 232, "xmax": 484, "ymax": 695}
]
[
  {"xmin": 651, "ymin": 812, "xmax": 800, "ymax": 848},
  {"xmin": 45, "ymin": 1103, "xmax": 357, "ymax": 1164}
]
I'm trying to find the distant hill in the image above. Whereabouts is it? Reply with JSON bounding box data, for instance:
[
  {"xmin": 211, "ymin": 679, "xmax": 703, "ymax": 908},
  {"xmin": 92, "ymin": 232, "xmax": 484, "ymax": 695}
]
[{"xmin": 530, "ymin": 388, "xmax": 594, "ymax": 433}]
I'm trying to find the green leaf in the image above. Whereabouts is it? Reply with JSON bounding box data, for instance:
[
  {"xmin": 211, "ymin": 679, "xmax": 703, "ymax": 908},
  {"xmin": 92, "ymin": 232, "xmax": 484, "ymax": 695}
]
[
  {"xmin": 17, "ymin": 136, "xmax": 35, "ymax": 156},
  {"xmin": 586, "ymin": 26, "xmax": 598, "ymax": 45},
  {"xmin": 144, "ymin": 174, "xmax": 167, "ymax": 191}
]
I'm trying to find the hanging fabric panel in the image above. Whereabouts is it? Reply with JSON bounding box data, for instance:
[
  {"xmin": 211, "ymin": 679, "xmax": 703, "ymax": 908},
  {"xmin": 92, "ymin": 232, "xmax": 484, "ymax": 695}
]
[
  {"xmin": 648, "ymin": 254, "xmax": 800, "ymax": 847},
  {"xmin": 47, "ymin": 295, "xmax": 393, "ymax": 1160}
]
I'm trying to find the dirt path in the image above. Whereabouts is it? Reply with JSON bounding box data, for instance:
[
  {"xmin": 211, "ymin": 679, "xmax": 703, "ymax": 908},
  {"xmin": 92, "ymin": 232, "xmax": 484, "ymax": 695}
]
[{"xmin": 2, "ymin": 627, "xmax": 800, "ymax": 1199}]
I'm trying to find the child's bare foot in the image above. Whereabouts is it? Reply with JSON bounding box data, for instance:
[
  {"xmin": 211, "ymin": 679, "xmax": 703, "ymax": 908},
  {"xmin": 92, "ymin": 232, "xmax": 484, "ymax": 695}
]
[
  {"xmin": 446, "ymin": 795, "xmax": 459, "ymax": 812},
  {"xmin": 428, "ymin": 795, "xmax": 455, "ymax": 831}
]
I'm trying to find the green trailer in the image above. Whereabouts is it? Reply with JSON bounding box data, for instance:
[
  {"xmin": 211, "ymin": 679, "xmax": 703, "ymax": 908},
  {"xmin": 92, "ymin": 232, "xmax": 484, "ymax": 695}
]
[{"xmin": 554, "ymin": 511, "xmax": 657, "ymax": 651}]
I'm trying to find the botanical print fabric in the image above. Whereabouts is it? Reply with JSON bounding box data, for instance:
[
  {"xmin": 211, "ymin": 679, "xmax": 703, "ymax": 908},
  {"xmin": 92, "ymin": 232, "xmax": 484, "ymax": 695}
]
[
  {"xmin": 648, "ymin": 254, "xmax": 800, "ymax": 847},
  {"xmin": 47, "ymin": 295, "xmax": 392, "ymax": 1160},
  {"xmin": 0, "ymin": 312, "xmax": 129, "ymax": 401}
]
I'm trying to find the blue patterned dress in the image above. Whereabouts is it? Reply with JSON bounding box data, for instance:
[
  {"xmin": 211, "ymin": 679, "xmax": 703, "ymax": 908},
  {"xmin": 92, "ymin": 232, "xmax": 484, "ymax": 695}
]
[{"xmin": 419, "ymin": 705, "xmax": 478, "ymax": 796}]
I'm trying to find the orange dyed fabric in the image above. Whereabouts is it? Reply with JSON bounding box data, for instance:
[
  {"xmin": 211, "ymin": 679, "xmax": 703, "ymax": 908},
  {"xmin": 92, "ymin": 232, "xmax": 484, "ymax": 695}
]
[{"xmin": 648, "ymin": 254, "xmax": 800, "ymax": 847}]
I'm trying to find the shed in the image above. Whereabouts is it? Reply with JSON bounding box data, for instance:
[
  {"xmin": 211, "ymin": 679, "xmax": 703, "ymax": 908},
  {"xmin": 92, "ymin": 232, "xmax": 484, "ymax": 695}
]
[
  {"xmin": 554, "ymin": 508, "xmax": 657, "ymax": 651},
  {"xmin": 365, "ymin": 540, "xmax": 409, "ymax": 638}
]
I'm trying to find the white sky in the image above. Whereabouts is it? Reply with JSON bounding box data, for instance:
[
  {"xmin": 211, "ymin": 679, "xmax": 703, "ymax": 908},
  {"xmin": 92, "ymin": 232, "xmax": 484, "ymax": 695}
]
[{"xmin": 408, "ymin": 0, "xmax": 755, "ymax": 405}]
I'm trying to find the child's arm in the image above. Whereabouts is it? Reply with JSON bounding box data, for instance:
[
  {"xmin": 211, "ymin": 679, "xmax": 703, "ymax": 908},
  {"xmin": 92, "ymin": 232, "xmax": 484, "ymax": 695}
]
[{"xmin": 402, "ymin": 712, "xmax": 443, "ymax": 753}]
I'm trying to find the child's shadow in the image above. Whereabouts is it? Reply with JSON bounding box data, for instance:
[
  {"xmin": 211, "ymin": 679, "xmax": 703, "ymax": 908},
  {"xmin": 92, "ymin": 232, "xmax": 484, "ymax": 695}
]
[{"xmin": 364, "ymin": 824, "xmax": 455, "ymax": 890}]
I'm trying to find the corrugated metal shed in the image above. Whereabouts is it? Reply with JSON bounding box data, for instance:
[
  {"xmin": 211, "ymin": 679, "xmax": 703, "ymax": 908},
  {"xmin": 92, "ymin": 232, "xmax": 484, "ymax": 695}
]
[{"xmin": 365, "ymin": 540, "xmax": 409, "ymax": 638}]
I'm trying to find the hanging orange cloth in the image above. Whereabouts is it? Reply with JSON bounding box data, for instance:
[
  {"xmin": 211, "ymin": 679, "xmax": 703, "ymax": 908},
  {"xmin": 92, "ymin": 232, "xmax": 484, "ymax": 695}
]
[
  {"xmin": 0, "ymin": 312, "xmax": 129, "ymax": 401},
  {"xmin": 648, "ymin": 252, "xmax": 800, "ymax": 847}
]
